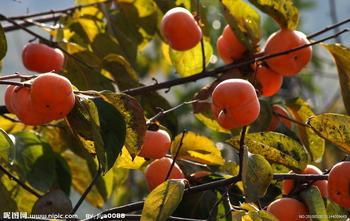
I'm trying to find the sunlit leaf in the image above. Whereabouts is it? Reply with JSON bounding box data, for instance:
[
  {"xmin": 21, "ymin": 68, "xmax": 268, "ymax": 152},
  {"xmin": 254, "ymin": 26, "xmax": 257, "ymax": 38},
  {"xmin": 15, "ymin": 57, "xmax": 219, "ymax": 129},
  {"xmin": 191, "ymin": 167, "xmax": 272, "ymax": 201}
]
[
  {"xmin": 141, "ymin": 179, "xmax": 186, "ymax": 221},
  {"xmin": 169, "ymin": 38, "xmax": 213, "ymax": 77},
  {"xmin": 116, "ymin": 146, "xmax": 146, "ymax": 169},
  {"xmin": 227, "ymin": 132, "xmax": 309, "ymax": 171},
  {"xmin": 248, "ymin": 0, "xmax": 299, "ymax": 29},
  {"xmin": 220, "ymin": 0, "xmax": 261, "ymax": 52},
  {"xmin": 326, "ymin": 199, "xmax": 348, "ymax": 221},
  {"xmin": 299, "ymin": 186, "xmax": 328, "ymax": 220},
  {"xmin": 308, "ymin": 113, "xmax": 350, "ymax": 153},
  {"xmin": 242, "ymin": 152, "xmax": 273, "ymax": 202},
  {"xmin": 99, "ymin": 91, "xmax": 146, "ymax": 158},
  {"xmin": 286, "ymin": 97, "xmax": 325, "ymax": 162},
  {"xmin": 0, "ymin": 129, "xmax": 15, "ymax": 163},
  {"xmin": 0, "ymin": 114, "xmax": 32, "ymax": 133},
  {"xmin": 323, "ymin": 44, "xmax": 350, "ymax": 115},
  {"xmin": 0, "ymin": 23, "xmax": 7, "ymax": 60},
  {"xmin": 171, "ymin": 131, "xmax": 225, "ymax": 165}
]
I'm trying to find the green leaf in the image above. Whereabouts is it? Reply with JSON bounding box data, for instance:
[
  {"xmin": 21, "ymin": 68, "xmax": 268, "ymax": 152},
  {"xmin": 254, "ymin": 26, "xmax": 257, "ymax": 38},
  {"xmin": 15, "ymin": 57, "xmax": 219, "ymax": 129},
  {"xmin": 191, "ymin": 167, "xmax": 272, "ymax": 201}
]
[
  {"xmin": 248, "ymin": 0, "xmax": 299, "ymax": 29},
  {"xmin": 171, "ymin": 131, "xmax": 225, "ymax": 165},
  {"xmin": 141, "ymin": 179, "xmax": 186, "ymax": 221},
  {"xmin": 227, "ymin": 132, "xmax": 309, "ymax": 171},
  {"xmin": 323, "ymin": 44, "xmax": 350, "ymax": 115},
  {"xmin": 0, "ymin": 181, "xmax": 18, "ymax": 212},
  {"xmin": 326, "ymin": 200, "xmax": 348, "ymax": 221},
  {"xmin": 92, "ymin": 98, "xmax": 126, "ymax": 171},
  {"xmin": 307, "ymin": 113, "xmax": 350, "ymax": 154},
  {"xmin": 286, "ymin": 97, "xmax": 325, "ymax": 162},
  {"xmin": 0, "ymin": 128, "xmax": 15, "ymax": 163},
  {"xmin": 220, "ymin": 0, "xmax": 261, "ymax": 52},
  {"xmin": 0, "ymin": 23, "xmax": 7, "ymax": 60},
  {"xmin": 60, "ymin": 42, "xmax": 114, "ymax": 91},
  {"xmin": 53, "ymin": 153, "xmax": 72, "ymax": 195},
  {"xmin": 99, "ymin": 91, "xmax": 146, "ymax": 158},
  {"xmin": 299, "ymin": 186, "xmax": 328, "ymax": 221},
  {"xmin": 14, "ymin": 131, "xmax": 55, "ymax": 192},
  {"xmin": 169, "ymin": 38, "xmax": 213, "ymax": 77},
  {"xmin": 242, "ymin": 152, "xmax": 273, "ymax": 202}
]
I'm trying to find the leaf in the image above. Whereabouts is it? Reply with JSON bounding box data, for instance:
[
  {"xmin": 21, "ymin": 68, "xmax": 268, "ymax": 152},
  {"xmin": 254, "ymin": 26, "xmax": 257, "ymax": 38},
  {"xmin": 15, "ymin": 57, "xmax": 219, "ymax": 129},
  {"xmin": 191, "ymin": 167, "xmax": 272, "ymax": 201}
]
[
  {"xmin": 154, "ymin": 0, "xmax": 191, "ymax": 14},
  {"xmin": 53, "ymin": 153, "xmax": 72, "ymax": 195},
  {"xmin": 220, "ymin": 0, "xmax": 261, "ymax": 52},
  {"xmin": 242, "ymin": 152, "xmax": 273, "ymax": 202},
  {"xmin": 116, "ymin": 146, "xmax": 146, "ymax": 169},
  {"xmin": 62, "ymin": 150, "xmax": 113, "ymax": 208},
  {"xmin": 307, "ymin": 113, "xmax": 350, "ymax": 153},
  {"xmin": 171, "ymin": 132, "xmax": 225, "ymax": 165},
  {"xmin": 299, "ymin": 186, "xmax": 328, "ymax": 221},
  {"xmin": 141, "ymin": 179, "xmax": 186, "ymax": 221},
  {"xmin": 99, "ymin": 91, "xmax": 146, "ymax": 158},
  {"xmin": 0, "ymin": 23, "xmax": 7, "ymax": 60},
  {"xmin": 0, "ymin": 128, "xmax": 15, "ymax": 163},
  {"xmin": 60, "ymin": 42, "xmax": 114, "ymax": 91},
  {"xmin": 323, "ymin": 44, "xmax": 350, "ymax": 115},
  {"xmin": 326, "ymin": 200, "xmax": 348, "ymax": 221},
  {"xmin": 92, "ymin": 98, "xmax": 126, "ymax": 171},
  {"xmin": 0, "ymin": 181, "xmax": 17, "ymax": 212},
  {"xmin": 286, "ymin": 97, "xmax": 325, "ymax": 162},
  {"xmin": 169, "ymin": 38, "xmax": 213, "ymax": 77},
  {"xmin": 0, "ymin": 114, "xmax": 32, "ymax": 134},
  {"xmin": 227, "ymin": 132, "xmax": 309, "ymax": 171},
  {"xmin": 248, "ymin": 0, "xmax": 299, "ymax": 29},
  {"xmin": 249, "ymin": 100, "xmax": 273, "ymax": 132},
  {"xmin": 14, "ymin": 131, "xmax": 56, "ymax": 192}
]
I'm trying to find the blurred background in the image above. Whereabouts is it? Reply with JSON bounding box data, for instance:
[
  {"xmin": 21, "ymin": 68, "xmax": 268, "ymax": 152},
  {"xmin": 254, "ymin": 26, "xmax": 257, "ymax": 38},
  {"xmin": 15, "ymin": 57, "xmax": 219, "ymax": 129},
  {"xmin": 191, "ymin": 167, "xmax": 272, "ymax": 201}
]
[{"xmin": 1, "ymin": 0, "xmax": 350, "ymax": 218}]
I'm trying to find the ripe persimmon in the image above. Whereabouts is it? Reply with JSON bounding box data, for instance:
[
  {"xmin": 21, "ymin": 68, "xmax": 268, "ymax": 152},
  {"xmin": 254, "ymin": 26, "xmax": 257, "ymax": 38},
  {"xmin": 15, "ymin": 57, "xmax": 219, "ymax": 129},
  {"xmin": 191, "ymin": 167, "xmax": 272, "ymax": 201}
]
[
  {"xmin": 138, "ymin": 129, "xmax": 171, "ymax": 159},
  {"xmin": 268, "ymin": 104, "xmax": 292, "ymax": 131},
  {"xmin": 31, "ymin": 73, "xmax": 75, "ymax": 121},
  {"xmin": 160, "ymin": 7, "xmax": 202, "ymax": 51},
  {"xmin": 264, "ymin": 29, "xmax": 312, "ymax": 76},
  {"xmin": 282, "ymin": 165, "xmax": 328, "ymax": 198},
  {"xmin": 211, "ymin": 79, "xmax": 260, "ymax": 129},
  {"xmin": 145, "ymin": 157, "xmax": 185, "ymax": 190},
  {"xmin": 267, "ymin": 198, "xmax": 309, "ymax": 221},
  {"xmin": 22, "ymin": 43, "xmax": 65, "ymax": 73},
  {"xmin": 216, "ymin": 25, "xmax": 246, "ymax": 64},
  {"xmin": 4, "ymin": 85, "xmax": 16, "ymax": 113},
  {"xmin": 11, "ymin": 86, "xmax": 51, "ymax": 125},
  {"xmin": 328, "ymin": 161, "xmax": 350, "ymax": 208},
  {"xmin": 255, "ymin": 65, "xmax": 283, "ymax": 97}
]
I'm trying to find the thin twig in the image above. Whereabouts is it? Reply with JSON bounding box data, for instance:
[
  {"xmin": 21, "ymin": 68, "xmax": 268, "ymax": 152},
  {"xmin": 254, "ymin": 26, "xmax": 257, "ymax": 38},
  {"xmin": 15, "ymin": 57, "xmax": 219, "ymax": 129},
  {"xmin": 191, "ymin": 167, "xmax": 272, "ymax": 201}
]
[
  {"xmin": 238, "ymin": 126, "xmax": 247, "ymax": 177},
  {"xmin": 273, "ymin": 111, "xmax": 309, "ymax": 127},
  {"xmin": 70, "ymin": 167, "xmax": 102, "ymax": 214},
  {"xmin": 165, "ymin": 130, "xmax": 187, "ymax": 180},
  {"xmin": 195, "ymin": 0, "xmax": 206, "ymax": 72},
  {"xmin": 0, "ymin": 164, "xmax": 41, "ymax": 198},
  {"xmin": 329, "ymin": 0, "xmax": 341, "ymax": 43}
]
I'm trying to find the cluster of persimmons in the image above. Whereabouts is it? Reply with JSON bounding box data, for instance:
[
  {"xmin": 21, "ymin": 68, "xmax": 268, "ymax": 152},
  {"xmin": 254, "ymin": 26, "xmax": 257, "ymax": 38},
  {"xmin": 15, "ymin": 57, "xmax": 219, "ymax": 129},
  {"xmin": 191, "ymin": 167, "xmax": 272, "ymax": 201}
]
[{"xmin": 2, "ymin": 5, "xmax": 350, "ymax": 221}]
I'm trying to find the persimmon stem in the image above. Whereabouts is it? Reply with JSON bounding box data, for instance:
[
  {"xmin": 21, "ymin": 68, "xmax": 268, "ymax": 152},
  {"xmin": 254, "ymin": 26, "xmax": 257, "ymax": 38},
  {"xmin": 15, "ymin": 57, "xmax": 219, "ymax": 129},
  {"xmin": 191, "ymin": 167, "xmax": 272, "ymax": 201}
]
[
  {"xmin": 165, "ymin": 130, "xmax": 187, "ymax": 180},
  {"xmin": 0, "ymin": 164, "xmax": 41, "ymax": 198}
]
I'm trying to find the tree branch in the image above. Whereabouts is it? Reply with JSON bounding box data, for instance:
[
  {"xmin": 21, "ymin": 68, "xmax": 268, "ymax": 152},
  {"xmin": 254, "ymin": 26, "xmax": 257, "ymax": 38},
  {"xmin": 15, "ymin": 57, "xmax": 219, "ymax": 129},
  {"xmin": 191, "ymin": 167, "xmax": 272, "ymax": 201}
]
[
  {"xmin": 0, "ymin": 164, "xmax": 41, "ymax": 198},
  {"xmin": 166, "ymin": 130, "xmax": 187, "ymax": 180}
]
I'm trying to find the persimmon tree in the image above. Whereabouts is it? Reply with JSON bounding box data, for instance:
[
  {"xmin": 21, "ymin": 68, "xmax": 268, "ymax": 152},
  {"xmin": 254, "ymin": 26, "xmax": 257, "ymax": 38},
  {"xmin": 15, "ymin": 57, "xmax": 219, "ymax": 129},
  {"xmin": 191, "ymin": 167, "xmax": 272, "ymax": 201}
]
[{"xmin": 0, "ymin": 0, "xmax": 350, "ymax": 221}]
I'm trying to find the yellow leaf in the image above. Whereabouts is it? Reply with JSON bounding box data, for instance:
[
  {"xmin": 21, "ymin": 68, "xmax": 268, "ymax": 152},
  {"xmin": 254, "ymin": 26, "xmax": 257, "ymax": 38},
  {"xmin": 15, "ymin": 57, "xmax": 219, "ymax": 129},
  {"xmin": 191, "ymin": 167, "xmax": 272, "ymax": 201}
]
[
  {"xmin": 171, "ymin": 132, "xmax": 225, "ymax": 165},
  {"xmin": 116, "ymin": 147, "xmax": 146, "ymax": 169}
]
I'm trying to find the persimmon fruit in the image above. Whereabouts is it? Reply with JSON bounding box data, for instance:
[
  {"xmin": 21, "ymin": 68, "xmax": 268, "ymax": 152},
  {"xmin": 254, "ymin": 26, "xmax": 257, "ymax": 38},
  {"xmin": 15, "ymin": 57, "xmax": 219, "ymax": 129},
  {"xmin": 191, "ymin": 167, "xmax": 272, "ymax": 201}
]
[
  {"xmin": 31, "ymin": 73, "xmax": 75, "ymax": 121},
  {"xmin": 268, "ymin": 104, "xmax": 292, "ymax": 131},
  {"xmin": 211, "ymin": 79, "xmax": 260, "ymax": 129},
  {"xmin": 138, "ymin": 129, "xmax": 171, "ymax": 159},
  {"xmin": 328, "ymin": 161, "xmax": 350, "ymax": 208},
  {"xmin": 267, "ymin": 198, "xmax": 309, "ymax": 221},
  {"xmin": 4, "ymin": 85, "xmax": 16, "ymax": 113},
  {"xmin": 264, "ymin": 29, "xmax": 312, "ymax": 76},
  {"xmin": 145, "ymin": 157, "xmax": 185, "ymax": 190},
  {"xmin": 11, "ymin": 86, "xmax": 51, "ymax": 125},
  {"xmin": 255, "ymin": 65, "xmax": 283, "ymax": 97},
  {"xmin": 160, "ymin": 7, "xmax": 202, "ymax": 51},
  {"xmin": 216, "ymin": 25, "xmax": 246, "ymax": 64},
  {"xmin": 22, "ymin": 43, "xmax": 65, "ymax": 73},
  {"xmin": 282, "ymin": 164, "xmax": 328, "ymax": 198}
]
